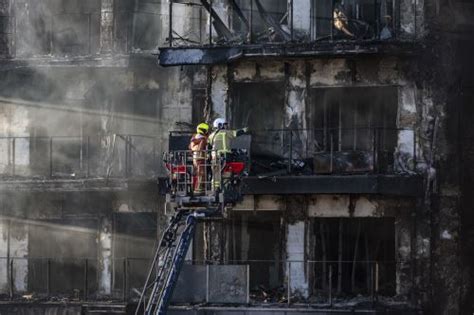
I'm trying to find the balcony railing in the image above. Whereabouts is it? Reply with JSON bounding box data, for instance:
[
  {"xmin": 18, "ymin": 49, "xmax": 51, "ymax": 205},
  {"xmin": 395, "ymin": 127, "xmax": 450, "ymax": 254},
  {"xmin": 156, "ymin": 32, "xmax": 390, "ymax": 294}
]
[
  {"xmin": 249, "ymin": 127, "xmax": 418, "ymax": 176},
  {"xmin": 167, "ymin": 0, "xmax": 412, "ymax": 48},
  {"xmin": 0, "ymin": 127, "xmax": 418, "ymax": 180},
  {"xmin": 0, "ymin": 257, "xmax": 398, "ymax": 305},
  {"xmin": 0, "ymin": 135, "xmax": 159, "ymax": 179},
  {"xmin": 169, "ymin": 127, "xmax": 418, "ymax": 177}
]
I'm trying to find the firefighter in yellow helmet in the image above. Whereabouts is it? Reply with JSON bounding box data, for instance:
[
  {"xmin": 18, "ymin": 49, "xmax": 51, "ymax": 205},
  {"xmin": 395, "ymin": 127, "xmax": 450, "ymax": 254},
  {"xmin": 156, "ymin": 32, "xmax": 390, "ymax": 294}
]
[{"xmin": 189, "ymin": 123, "xmax": 210, "ymax": 194}]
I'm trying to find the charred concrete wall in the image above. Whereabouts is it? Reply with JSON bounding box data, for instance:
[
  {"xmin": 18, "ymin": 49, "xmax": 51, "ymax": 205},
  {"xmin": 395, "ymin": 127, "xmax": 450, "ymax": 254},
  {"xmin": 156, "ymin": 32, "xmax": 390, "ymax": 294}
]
[
  {"xmin": 0, "ymin": 0, "xmax": 472, "ymax": 314},
  {"xmin": 0, "ymin": 189, "xmax": 166, "ymax": 298},
  {"xmin": 191, "ymin": 39, "xmax": 469, "ymax": 312},
  {"xmin": 0, "ymin": 0, "xmax": 192, "ymax": 301},
  {"xmin": 203, "ymin": 57, "xmax": 419, "ymax": 173},
  {"xmin": 417, "ymin": 1, "xmax": 474, "ymax": 314},
  {"xmin": 231, "ymin": 195, "xmax": 415, "ymax": 298}
]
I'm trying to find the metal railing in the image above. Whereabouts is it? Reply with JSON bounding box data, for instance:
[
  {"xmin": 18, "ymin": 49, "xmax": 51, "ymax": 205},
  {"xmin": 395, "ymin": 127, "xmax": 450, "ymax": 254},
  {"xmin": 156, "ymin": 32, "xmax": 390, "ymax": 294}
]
[
  {"xmin": 0, "ymin": 127, "xmax": 417, "ymax": 179},
  {"xmin": 0, "ymin": 134, "xmax": 159, "ymax": 179},
  {"xmin": 235, "ymin": 260, "xmax": 397, "ymax": 305},
  {"xmin": 247, "ymin": 127, "xmax": 418, "ymax": 176},
  {"xmin": 0, "ymin": 0, "xmax": 414, "ymax": 58},
  {"xmin": 164, "ymin": 150, "xmax": 222, "ymax": 197},
  {"xmin": 0, "ymin": 257, "xmax": 398, "ymax": 304},
  {"xmin": 167, "ymin": 0, "xmax": 412, "ymax": 48}
]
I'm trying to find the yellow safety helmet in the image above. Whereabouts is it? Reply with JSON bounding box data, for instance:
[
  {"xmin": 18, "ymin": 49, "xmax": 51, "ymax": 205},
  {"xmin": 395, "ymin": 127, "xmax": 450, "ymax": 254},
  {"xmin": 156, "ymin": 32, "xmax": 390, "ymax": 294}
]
[{"xmin": 196, "ymin": 123, "xmax": 210, "ymax": 135}]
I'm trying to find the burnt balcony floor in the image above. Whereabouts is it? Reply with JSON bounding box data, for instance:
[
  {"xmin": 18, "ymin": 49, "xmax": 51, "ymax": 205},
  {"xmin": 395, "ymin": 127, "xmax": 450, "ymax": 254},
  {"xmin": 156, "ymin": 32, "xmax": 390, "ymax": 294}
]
[
  {"xmin": 242, "ymin": 174, "xmax": 423, "ymax": 197},
  {"xmin": 158, "ymin": 40, "xmax": 419, "ymax": 66},
  {"xmin": 0, "ymin": 173, "xmax": 422, "ymax": 196}
]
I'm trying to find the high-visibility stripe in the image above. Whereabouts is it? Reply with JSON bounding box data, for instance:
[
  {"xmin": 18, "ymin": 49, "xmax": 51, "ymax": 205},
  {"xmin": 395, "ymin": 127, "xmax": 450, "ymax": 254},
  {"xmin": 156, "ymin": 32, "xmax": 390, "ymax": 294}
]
[{"xmin": 210, "ymin": 130, "xmax": 236, "ymax": 154}]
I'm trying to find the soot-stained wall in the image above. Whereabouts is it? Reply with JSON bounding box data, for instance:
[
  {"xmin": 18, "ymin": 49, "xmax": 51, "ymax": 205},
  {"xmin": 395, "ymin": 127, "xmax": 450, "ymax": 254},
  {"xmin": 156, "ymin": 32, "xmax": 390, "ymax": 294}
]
[
  {"xmin": 0, "ymin": 0, "xmax": 472, "ymax": 313},
  {"xmin": 0, "ymin": 190, "xmax": 165, "ymax": 298}
]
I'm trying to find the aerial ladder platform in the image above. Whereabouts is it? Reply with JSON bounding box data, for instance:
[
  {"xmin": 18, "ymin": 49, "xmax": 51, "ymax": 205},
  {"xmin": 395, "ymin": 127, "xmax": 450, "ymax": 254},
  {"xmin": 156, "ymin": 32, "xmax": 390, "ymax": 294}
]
[{"xmin": 135, "ymin": 142, "xmax": 248, "ymax": 315}]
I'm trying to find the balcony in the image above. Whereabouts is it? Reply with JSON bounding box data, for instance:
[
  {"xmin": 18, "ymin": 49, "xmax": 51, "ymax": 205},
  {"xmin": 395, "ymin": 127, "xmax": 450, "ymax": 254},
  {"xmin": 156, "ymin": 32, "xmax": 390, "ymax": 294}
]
[
  {"xmin": 0, "ymin": 257, "xmax": 414, "ymax": 312},
  {"xmin": 0, "ymin": 127, "xmax": 422, "ymax": 195},
  {"xmin": 159, "ymin": 0, "xmax": 419, "ymax": 66},
  {"xmin": 168, "ymin": 127, "xmax": 423, "ymax": 196},
  {"xmin": 0, "ymin": 134, "xmax": 159, "ymax": 192}
]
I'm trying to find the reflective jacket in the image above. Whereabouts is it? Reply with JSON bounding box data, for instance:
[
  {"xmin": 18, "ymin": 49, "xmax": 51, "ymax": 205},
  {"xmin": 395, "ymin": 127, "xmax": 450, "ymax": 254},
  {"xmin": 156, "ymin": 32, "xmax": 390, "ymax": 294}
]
[
  {"xmin": 189, "ymin": 133, "xmax": 207, "ymax": 159},
  {"xmin": 209, "ymin": 130, "xmax": 238, "ymax": 155}
]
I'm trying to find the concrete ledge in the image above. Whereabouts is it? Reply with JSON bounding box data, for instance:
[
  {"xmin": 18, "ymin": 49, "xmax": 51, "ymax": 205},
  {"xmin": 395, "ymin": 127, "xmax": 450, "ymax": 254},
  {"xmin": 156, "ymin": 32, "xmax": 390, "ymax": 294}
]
[
  {"xmin": 167, "ymin": 304, "xmax": 419, "ymax": 315},
  {"xmin": 242, "ymin": 175, "xmax": 423, "ymax": 196},
  {"xmin": 0, "ymin": 301, "xmax": 418, "ymax": 315},
  {"xmin": 0, "ymin": 178, "xmax": 157, "ymax": 192},
  {"xmin": 0, "ymin": 175, "xmax": 422, "ymax": 196}
]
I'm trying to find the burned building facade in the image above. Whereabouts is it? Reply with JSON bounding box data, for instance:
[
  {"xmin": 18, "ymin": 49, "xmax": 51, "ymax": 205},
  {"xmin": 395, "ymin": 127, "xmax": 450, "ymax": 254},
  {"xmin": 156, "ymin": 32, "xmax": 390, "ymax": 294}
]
[{"xmin": 0, "ymin": 0, "xmax": 473, "ymax": 314}]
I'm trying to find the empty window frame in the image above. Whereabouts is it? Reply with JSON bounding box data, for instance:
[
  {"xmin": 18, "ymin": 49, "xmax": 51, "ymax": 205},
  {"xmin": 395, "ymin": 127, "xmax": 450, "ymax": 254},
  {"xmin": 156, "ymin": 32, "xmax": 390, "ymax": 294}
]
[
  {"xmin": 231, "ymin": 82, "xmax": 286, "ymax": 158},
  {"xmin": 28, "ymin": 218, "xmax": 99, "ymax": 295},
  {"xmin": 114, "ymin": 0, "xmax": 135, "ymax": 53},
  {"xmin": 14, "ymin": 0, "xmax": 101, "ymax": 56},
  {"xmin": 232, "ymin": 0, "xmax": 288, "ymax": 43},
  {"xmin": 311, "ymin": 0, "xmax": 399, "ymax": 40},
  {"xmin": 131, "ymin": 0, "xmax": 161, "ymax": 50},
  {"xmin": 311, "ymin": 218, "xmax": 396, "ymax": 297},
  {"xmin": 113, "ymin": 212, "xmax": 158, "ymax": 294},
  {"xmin": 309, "ymin": 87, "xmax": 398, "ymax": 173},
  {"xmin": 227, "ymin": 212, "xmax": 285, "ymax": 293}
]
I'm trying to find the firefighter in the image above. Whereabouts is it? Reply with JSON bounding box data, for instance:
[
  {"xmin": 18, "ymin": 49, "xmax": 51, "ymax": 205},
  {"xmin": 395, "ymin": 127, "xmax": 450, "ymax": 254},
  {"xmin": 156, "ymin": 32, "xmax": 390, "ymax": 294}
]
[
  {"xmin": 209, "ymin": 118, "xmax": 248, "ymax": 190},
  {"xmin": 189, "ymin": 122, "xmax": 210, "ymax": 194}
]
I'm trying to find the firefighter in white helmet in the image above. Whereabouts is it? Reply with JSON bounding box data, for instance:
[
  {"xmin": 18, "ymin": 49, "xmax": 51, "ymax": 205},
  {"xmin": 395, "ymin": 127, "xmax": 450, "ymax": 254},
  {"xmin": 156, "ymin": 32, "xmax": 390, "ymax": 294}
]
[{"xmin": 209, "ymin": 118, "xmax": 248, "ymax": 190}]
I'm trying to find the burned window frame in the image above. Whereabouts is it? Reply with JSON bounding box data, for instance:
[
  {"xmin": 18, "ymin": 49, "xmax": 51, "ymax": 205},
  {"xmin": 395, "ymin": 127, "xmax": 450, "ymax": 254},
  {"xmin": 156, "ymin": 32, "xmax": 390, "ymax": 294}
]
[
  {"xmin": 310, "ymin": 0, "xmax": 400, "ymax": 40},
  {"xmin": 165, "ymin": 0, "xmax": 406, "ymax": 48},
  {"xmin": 307, "ymin": 86, "xmax": 399, "ymax": 174},
  {"xmin": 310, "ymin": 217, "xmax": 397, "ymax": 297}
]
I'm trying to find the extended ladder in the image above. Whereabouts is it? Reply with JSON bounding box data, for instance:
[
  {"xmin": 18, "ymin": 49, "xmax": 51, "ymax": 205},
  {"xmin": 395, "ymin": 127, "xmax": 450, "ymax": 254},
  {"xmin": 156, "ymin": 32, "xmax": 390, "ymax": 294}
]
[{"xmin": 135, "ymin": 210, "xmax": 199, "ymax": 315}]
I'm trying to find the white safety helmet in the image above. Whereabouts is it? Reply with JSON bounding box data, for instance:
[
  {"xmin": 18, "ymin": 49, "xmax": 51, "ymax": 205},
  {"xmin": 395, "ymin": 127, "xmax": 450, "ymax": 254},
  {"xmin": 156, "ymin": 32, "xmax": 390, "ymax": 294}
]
[{"xmin": 213, "ymin": 118, "xmax": 227, "ymax": 129}]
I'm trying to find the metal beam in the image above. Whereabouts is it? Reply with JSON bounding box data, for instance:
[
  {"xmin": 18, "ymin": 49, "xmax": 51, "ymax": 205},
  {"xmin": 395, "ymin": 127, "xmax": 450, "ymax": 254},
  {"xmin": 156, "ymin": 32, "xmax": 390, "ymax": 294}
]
[
  {"xmin": 254, "ymin": 0, "xmax": 291, "ymax": 41},
  {"xmin": 200, "ymin": 0, "xmax": 234, "ymax": 41}
]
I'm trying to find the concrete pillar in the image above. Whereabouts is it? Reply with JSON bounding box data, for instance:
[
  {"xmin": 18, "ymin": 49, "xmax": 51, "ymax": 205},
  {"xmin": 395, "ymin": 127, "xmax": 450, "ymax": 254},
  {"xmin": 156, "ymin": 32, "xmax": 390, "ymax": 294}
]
[
  {"xmin": 205, "ymin": 222, "xmax": 225, "ymax": 263},
  {"xmin": 98, "ymin": 216, "xmax": 112, "ymax": 295},
  {"xmin": 400, "ymin": 0, "xmax": 424, "ymax": 37},
  {"xmin": 286, "ymin": 61, "xmax": 308, "ymax": 158},
  {"xmin": 100, "ymin": 0, "xmax": 114, "ymax": 53},
  {"xmin": 286, "ymin": 221, "xmax": 309, "ymax": 298},
  {"xmin": 395, "ymin": 214, "xmax": 412, "ymax": 296},
  {"xmin": 396, "ymin": 85, "xmax": 417, "ymax": 171},
  {"xmin": 211, "ymin": 65, "xmax": 228, "ymax": 119},
  {"xmin": 289, "ymin": 0, "xmax": 311, "ymax": 39},
  {"xmin": 240, "ymin": 215, "xmax": 249, "ymax": 261},
  {"xmin": 0, "ymin": 219, "xmax": 28, "ymax": 294},
  {"xmin": 10, "ymin": 220, "xmax": 28, "ymax": 293}
]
